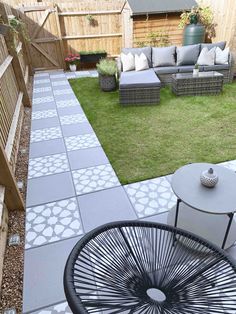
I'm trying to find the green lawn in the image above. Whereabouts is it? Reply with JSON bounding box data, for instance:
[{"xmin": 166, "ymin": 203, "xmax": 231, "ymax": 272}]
[{"xmin": 70, "ymin": 78, "xmax": 236, "ymax": 185}]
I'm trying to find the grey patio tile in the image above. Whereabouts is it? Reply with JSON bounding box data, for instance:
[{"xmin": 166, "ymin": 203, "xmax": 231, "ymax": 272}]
[
  {"xmin": 30, "ymin": 127, "xmax": 62, "ymax": 143},
  {"xmin": 65, "ymin": 133, "xmax": 100, "ymax": 151},
  {"xmin": 78, "ymin": 186, "xmax": 137, "ymax": 232},
  {"xmin": 31, "ymin": 117, "xmax": 60, "ymax": 131},
  {"xmin": 52, "ymin": 80, "xmax": 70, "ymax": 88},
  {"xmin": 219, "ymin": 159, "xmax": 236, "ymax": 172},
  {"xmin": 28, "ymin": 153, "xmax": 69, "ymax": 179},
  {"xmin": 26, "ymin": 172, "xmax": 75, "ymax": 207},
  {"xmin": 227, "ymin": 244, "xmax": 236, "ymax": 261},
  {"xmin": 32, "ymin": 109, "xmax": 57, "ymax": 120},
  {"xmin": 61, "ymin": 122, "xmax": 94, "ymax": 137},
  {"xmin": 29, "ymin": 138, "xmax": 66, "ymax": 158},
  {"xmin": 32, "ymin": 101, "xmax": 56, "ymax": 112},
  {"xmin": 140, "ymin": 212, "xmax": 168, "ymax": 224},
  {"xmin": 33, "ymin": 86, "xmax": 52, "ymax": 94},
  {"xmin": 25, "ymin": 197, "xmax": 83, "ymax": 249},
  {"xmin": 53, "ymin": 94, "xmax": 77, "ymax": 102},
  {"xmin": 75, "ymin": 70, "xmax": 90, "ymax": 77},
  {"xmin": 53, "ymin": 88, "xmax": 74, "ymax": 97},
  {"xmin": 33, "ymin": 95, "xmax": 54, "ymax": 105},
  {"xmin": 57, "ymin": 105, "xmax": 84, "ymax": 116},
  {"xmin": 165, "ymin": 174, "xmax": 173, "ymax": 183},
  {"xmin": 50, "ymin": 73, "xmax": 66, "ymax": 79},
  {"xmin": 23, "ymin": 236, "xmax": 81, "ymax": 313},
  {"xmin": 60, "ymin": 113, "xmax": 87, "ymax": 125},
  {"xmin": 68, "ymin": 147, "xmax": 109, "ymax": 170},
  {"xmin": 30, "ymin": 302, "xmax": 72, "ymax": 314},
  {"xmin": 33, "ymin": 78, "xmax": 51, "ymax": 85},
  {"xmin": 124, "ymin": 176, "xmax": 177, "ymax": 218},
  {"xmin": 34, "ymin": 72, "xmax": 50, "ymax": 78},
  {"xmin": 56, "ymin": 99, "xmax": 81, "ymax": 109},
  {"xmin": 72, "ymin": 164, "xmax": 120, "ymax": 195},
  {"xmin": 65, "ymin": 72, "xmax": 76, "ymax": 79}
]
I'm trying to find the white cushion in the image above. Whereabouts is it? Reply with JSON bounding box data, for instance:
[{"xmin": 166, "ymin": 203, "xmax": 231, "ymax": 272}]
[
  {"xmin": 135, "ymin": 53, "xmax": 149, "ymax": 71},
  {"xmin": 215, "ymin": 47, "xmax": 229, "ymax": 65},
  {"xmin": 121, "ymin": 52, "xmax": 135, "ymax": 72},
  {"xmin": 197, "ymin": 47, "xmax": 216, "ymax": 66}
]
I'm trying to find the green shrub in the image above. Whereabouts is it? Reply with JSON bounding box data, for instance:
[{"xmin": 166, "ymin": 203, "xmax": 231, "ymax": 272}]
[
  {"xmin": 96, "ymin": 59, "xmax": 117, "ymax": 76},
  {"xmin": 79, "ymin": 50, "xmax": 106, "ymax": 55}
]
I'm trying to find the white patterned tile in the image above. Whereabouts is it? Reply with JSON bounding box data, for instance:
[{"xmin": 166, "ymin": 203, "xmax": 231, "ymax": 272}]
[
  {"xmin": 34, "ymin": 79, "xmax": 51, "ymax": 85},
  {"xmin": 125, "ymin": 176, "xmax": 177, "ymax": 218},
  {"xmin": 33, "ymin": 96, "xmax": 54, "ymax": 105},
  {"xmin": 60, "ymin": 113, "xmax": 87, "ymax": 125},
  {"xmin": 50, "ymin": 73, "xmax": 66, "ymax": 79},
  {"xmin": 52, "ymin": 80, "xmax": 69, "ymax": 87},
  {"xmin": 34, "ymin": 72, "xmax": 49, "ymax": 78},
  {"xmin": 219, "ymin": 160, "xmax": 236, "ymax": 172},
  {"xmin": 32, "ymin": 109, "xmax": 57, "ymax": 120},
  {"xmin": 28, "ymin": 153, "xmax": 69, "ymax": 179},
  {"xmin": 54, "ymin": 89, "xmax": 74, "ymax": 96},
  {"xmin": 75, "ymin": 71, "xmax": 90, "ymax": 77},
  {"xmin": 26, "ymin": 198, "xmax": 83, "ymax": 249},
  {"xmin": 65, "ymin": 133, "xmax": 100, "ymax": 151},
  {"xmin": 72, "ymin": 164, "xmax": 120, "ymax": 195},
  {"xmin": 33, "ymin": 86, "xmax": 52, "ymax": 93},
  {"xmin": 31, "ymin": 127, "xmax": 62, "ymax": 143},
  {"xmin": 32, "ymin": 302, "xmax": 72, "ymax": 314},
  {"xmin": 56, "ymin": 99, "xmax": 79, "ymax": 108}
]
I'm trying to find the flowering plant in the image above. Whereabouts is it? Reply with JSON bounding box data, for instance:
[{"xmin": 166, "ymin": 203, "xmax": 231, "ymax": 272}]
[{"xmin": 65, "ymin": 54, "xmax": 80, "ymax": 65}]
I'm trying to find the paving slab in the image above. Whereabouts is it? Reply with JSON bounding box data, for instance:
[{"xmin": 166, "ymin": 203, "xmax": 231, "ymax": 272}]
[
  {"xmin": 78, "ymin": 186, "xmax": 137, "ymax": 232},
  {"xmin": 61, "ymin": 122, "xmax": 94, "ymax": 137},
  {"xmin": 32, "ymin": 101, "xmax": 56, "ymax": 112},
  {"xmin": 57, "ymin": 105, "xmax": 84, "ymax": 116},
  {"xmin": 26, "ymin": 172, "xmax": 75, "ymax": 207},
  {"xmin": 64, "ymin": 133, "xmax": 100, "ymax": 151},
  {"xmin": 31, "ymin": 116, "xmax": 60, "ymax": 131},
  {"xmin": 29, "ymin": 138, "xmax": 66, "ymax": 158}
]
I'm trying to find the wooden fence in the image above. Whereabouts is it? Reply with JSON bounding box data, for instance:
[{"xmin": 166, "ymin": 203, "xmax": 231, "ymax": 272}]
[{"xmin": 0, "ymin": 1, "xmax": 30, "ymax": 289}]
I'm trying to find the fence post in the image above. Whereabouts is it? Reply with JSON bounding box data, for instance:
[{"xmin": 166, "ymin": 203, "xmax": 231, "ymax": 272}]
[{"xmin": 54, "ymin": 4, "xmax": 66, "ymax": 69}]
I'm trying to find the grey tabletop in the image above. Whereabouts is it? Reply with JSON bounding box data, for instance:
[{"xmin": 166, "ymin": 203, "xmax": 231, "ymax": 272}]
[
  {"xmin": 171, "ymin": 163, "xmax": 236, "ymax": 215},
  {"xmin": 172, "ymin": 71, "xmax": 223, "ymax": 80}
]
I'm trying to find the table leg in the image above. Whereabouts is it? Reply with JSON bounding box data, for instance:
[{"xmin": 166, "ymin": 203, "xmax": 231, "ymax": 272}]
[
  {"xmin": 174, "ymin": 198, "xmax": 181, "ymax": 228},
  {"xmin": 222, "ymin": 212, "xmax": 234, "ymax": 249}
]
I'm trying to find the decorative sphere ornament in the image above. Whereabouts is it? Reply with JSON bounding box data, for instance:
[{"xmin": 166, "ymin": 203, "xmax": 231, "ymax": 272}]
[{"xmin": 200, "ymin": 167, "xmax": 219, "ymax": 188}]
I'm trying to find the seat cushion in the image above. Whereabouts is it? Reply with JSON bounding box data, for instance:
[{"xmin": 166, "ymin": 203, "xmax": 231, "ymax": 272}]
[
  {"xmin": 178, "ymin": 65, "xmax": 204, "ymax": 73},
  {"xmin": 119, "ymin": 69, "xmax": 161, "ymax": 89},
  {"xmin": 153, "ymin": 66, "xmax": 179, "ymax": 74},
  {"xmin": 152, "ymin": 46, "xmax": 176, "ymax": 67},
  {"xmin": 201, "ymin": 41, "xmax": 226, "ymax": 51},
  {"xmin": 176, "ymin": 44, "xmax": 200, "ymax": 66},
  {"xmin": 203, "ymin": 64, "xmax": 230, "ymax": 71},
  {"xmin": 122, "ymin": 47, "xmax": 152, "ymax": 67}
]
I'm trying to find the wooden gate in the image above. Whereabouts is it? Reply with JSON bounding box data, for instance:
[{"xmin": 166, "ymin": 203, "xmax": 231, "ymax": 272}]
[{"xmin": 19, "ymin": 4, "xmax": 65, "ymax": 71}]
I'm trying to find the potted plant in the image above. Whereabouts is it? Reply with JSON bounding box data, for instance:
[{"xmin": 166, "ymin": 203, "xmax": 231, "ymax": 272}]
[
  {"xmin": 65, "ymin": 54, "xmax": 80, "ymax": 71},
  {"xmin": 193, "ymin": 64, "xmax": 199, "ymax": 75},
  {"xmin": 96, "ymin": 58, "xmax": 117, "ymax": 92},
  {"xmin": 179, "ymin": 6, "xmax": 217, "ymax": 45},
  {"xmin": 79, "ymin": 50, "xmax": 107, "ymax": 63}
]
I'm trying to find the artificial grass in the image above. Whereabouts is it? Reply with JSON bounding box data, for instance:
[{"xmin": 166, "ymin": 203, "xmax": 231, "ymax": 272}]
[{"xmin": 70, "ymin": 78, "xmax": 236, "ymax": 185}]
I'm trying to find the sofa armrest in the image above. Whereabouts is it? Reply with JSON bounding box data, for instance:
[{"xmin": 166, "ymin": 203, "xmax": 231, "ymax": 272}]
[
  {"xmin": 228, "ymin": 52, "xmax": 235, "ymax": 82},
  {"xmin": 115, "ymin": 56, "xmax": 122, "ymax": 78}
]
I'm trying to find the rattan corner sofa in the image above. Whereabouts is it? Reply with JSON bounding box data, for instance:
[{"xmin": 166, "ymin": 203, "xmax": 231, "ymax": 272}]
[{"xmin": 117, "ymin": 42, "xmax": 234, "ymax": 106}]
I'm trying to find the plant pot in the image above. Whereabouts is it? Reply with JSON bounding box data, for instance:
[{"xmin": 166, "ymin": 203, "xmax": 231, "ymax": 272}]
[
  {"xmin": 193, "ymin": 69, "xmax": 199, "ymax": 75},
  {"xmin": 80, "ymin": 53, "xmax": 107, "ymax": 63},
  {"xmin": 183, "ymin": 23, "xmax": 205, "ymax": 45},
  {"xmin": 99, "ymin": 74, "xmax": 116, "ymax": 92},
  {"xmin": 69, "ymin": 64, "xmax": 77, "ymax": 72}
]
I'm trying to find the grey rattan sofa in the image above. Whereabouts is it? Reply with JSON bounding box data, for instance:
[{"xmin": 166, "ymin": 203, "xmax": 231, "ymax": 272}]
[{"xmin": 118, "ymin": 42, "xmax": 234, "ymax": 105}]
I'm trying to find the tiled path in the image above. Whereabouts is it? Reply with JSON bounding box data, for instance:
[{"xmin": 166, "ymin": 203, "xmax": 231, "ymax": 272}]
[{"xmin": 23, "ymin": 70, "xmax": 236, "ymax": 313}]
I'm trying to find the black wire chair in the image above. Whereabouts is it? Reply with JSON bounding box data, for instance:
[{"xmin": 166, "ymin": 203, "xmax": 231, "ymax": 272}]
[{"xmin": 64, "ymin": 221, "xmax": 236, "ymax": 313}]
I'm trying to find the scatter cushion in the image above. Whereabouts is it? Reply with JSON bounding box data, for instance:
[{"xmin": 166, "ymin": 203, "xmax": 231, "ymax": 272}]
[
  {"xmin": 122, "ymin": 47, "xmax": 152, "ymax": 67},
  {"xmin": 120, "ymin": 69, "xmax": 161, "ymax": 89},
  {"xmin": 135, "ymin": 53, "xmax": 149, "ymax": 71},
  {"xmin": 152, "ymin": 46, "xmax": 176, "ymax": 67},
  {"xmin": 176, "ymin": 44, "xmax": 200, "ymax": 66},
  {"xmin": 197, "ymin": 47, "xmax": 216, "ymax": 66},
  {"xmin": 201, "ymin": 41, "xmax": 226, "ymax": 51},
  {"xmin": 215, "ymin": 47, "xmax": 229, "ymax": 64},
  {"xmin": 120, "ymin": 52, "xmax": 135, "ymax": 72}
]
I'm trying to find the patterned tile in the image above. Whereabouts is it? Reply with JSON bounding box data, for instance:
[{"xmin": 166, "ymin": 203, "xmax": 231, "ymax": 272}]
[
  {"xmin": 28, "ymin": 153, "xmax": 69, "ymax": 179},
  {"xmin": 72, "ymin": 164, "xmax": 120, "ymax": 195},
  {"xmin": 33, "ymin": 96, "xmax": 54, "ymax": 105},
  {"xmin": 124, "ymin": 176, "xmax": 177, "ymax": 218},
  {"xmin": 31, "ymin": 127, "xmax": 62, "ymax": 143},
  {"xmin": 32, "ymin": 109, "xmax": 57, "ymax": 120},
  {"xmin": 75, "ymin": 71, "xmax": 90, "ymax": 77},
  {"xmin": 65, "ymin": 72, "xmax": 76, "ymax": 79},
  {"xmin": 25, "ymin": 198, "xmax": 83, "ymax": 249},
  {"xmin": 33, "ymin": 86, "xmax": 52, "ymax": 93},
  {"xmin": 34, "ymin": 79, "xmax": 51, "ymax": 85},
  {"xmin": 60, "ymin": 113, "xmax": 87, "ymax": 125},
  {"xmin": 56, "ymin": 99, "xmax": 80, "ymax": 108},
  {"xmin": 53, "ymin": 89, "xmax": 74, "ymax": 96},
  {"xmin": 219, "ymin": 160, "xmax": 236, "ymax": 172},
  {"xmin": 50, "ymin": 73, "xmax": 66, "ymax": 79},
  {"xmin": 65, "ymin": 133, "xmax": 100, "ymax": 151},
  {"xmin": 34, "ymin": 72, "xmax": 49, "ymax": 78},
  {"xmin": 31, "ymin": 302, "xmax": 72, "ymax": 314},
  {"xmin": 52, "ymin": 80, "xmax": 69, "ymax": 87}
]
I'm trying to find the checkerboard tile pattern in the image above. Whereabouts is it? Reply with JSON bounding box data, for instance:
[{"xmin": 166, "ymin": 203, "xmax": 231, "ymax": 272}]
[
  {"xmin": 65, "ymin": 133, "xmax": 100, "ymax": 151},
  {"xmin": 60, "ymin": 113, "xmax": 87, "ymax": 125}
]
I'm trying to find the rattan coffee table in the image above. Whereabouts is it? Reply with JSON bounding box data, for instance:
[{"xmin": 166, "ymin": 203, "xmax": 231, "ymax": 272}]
[{"xmin": 172, "ymin": 71, "xmax": 223, "ymax": 96}]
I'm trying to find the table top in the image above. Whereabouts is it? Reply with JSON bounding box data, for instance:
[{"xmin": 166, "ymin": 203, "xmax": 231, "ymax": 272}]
[
  {"xmin": 172, "ymin": 71, "xmax": 223, "ymax": 80},
  {"xmin": 171, "ymin": 163, "xmax": 236, "ymax": 215}
]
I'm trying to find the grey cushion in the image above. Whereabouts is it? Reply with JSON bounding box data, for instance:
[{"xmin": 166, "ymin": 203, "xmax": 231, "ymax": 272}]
[
  {"xmin": 201, "ymin": 41, "xmax": 226, "ymax": 51},
  {"xmin": 153, "ymin": 66, "xmax": 178, "ymax": 74},
  {"xmin": 203, "ymin": 64, "xmax": 230, "ymax": 71},
  {"xmin": 152, "ymin": 46, "xmax": 176, "ymax": 67},
  {"xmin": 178, "ymin": 65, "xmax": 204, "ymax": 73},
  {"xmin": 122, "ymin": 47, "xmax": 152, "ymax": 67},
  {"xmin": 176, "ymin": 44, "xmax": 200, "ymax": 66},
  {"xmin": 119, "ymin": 69, "xmax": 161, "ymax": 89}
]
